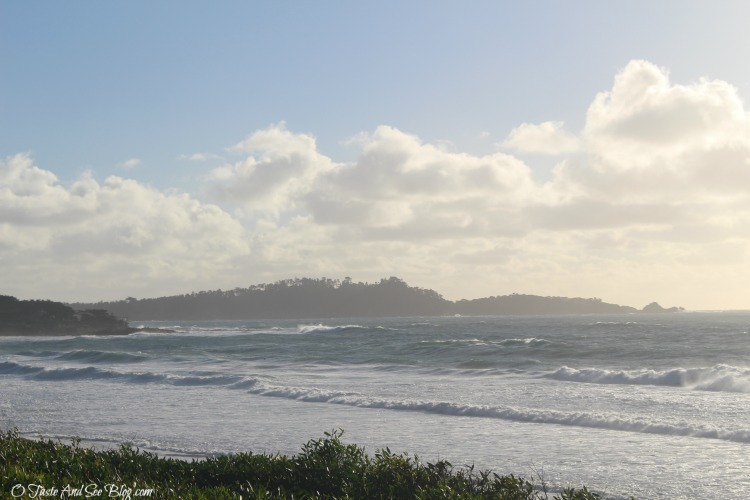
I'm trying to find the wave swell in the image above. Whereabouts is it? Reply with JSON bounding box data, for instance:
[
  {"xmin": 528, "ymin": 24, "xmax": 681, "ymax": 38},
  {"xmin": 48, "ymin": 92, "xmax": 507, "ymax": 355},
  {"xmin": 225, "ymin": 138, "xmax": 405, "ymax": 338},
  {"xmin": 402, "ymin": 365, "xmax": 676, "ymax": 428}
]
[
  {"xmin": 297, "ymin": 324, "xmax": 371, "ymax": 334},
  {"xmin": 240, "ymin": 382, "xmax": 750, "ymax": 444},
  {"xmin": 548, "ymin": 365, "xmax": 750, "ymax": 393},
  {"xmin": 0, "ymin": 360, "xmax": 250, "ymax": 387},
  {"xmin": 56, "ymin": 349, "xmax": 149, "ymax": 364},
  {"xmin": 3, "ymin": 358, "xmax": 749, "ymax": 445}
]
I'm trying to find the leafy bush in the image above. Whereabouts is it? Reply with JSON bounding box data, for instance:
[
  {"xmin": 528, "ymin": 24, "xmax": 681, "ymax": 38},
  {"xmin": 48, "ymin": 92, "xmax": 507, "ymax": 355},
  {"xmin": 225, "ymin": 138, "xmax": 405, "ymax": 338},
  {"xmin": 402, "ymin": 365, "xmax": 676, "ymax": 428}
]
[{"xmin": 0, "ymin": 428, "xmax": 603, "ymax": 499}]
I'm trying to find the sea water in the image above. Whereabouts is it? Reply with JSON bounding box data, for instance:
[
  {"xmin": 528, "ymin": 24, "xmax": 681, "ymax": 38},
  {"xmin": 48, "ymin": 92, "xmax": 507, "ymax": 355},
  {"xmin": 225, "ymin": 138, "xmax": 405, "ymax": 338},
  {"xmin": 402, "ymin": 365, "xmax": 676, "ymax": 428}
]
[{"xmin": 1, "ymin": 313, "xmax": 749, "ymax": 499}]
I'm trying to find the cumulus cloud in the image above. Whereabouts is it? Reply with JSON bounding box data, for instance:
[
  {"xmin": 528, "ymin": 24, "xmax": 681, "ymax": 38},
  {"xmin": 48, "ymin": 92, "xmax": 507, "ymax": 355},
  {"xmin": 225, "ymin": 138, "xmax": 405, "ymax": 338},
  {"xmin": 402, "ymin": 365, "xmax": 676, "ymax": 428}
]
[
  {"xmin": 0, "ymin": 154, "xmax": 250, "ymax": 301},
  {"xmin": 204, "ymin": 124, "xmax": 539, "ymax": 237},
  {"xmin": 502, "ymin": 121, "xmax": 581, "ymax": 155},
  {"xmin": 552, "ymin": 59, "xmax": 750, "ymax": 206},
  {"xmin": 208, "ymin": 122, "xmax": 339, "ymax": 215},
  {"xmin": 586, "ymin": 60, "xmax": 747, "ymax": 150},
  {"xmin": 305, "ymin": 125, "xmax": 538, "ymax": 236},
  {"xmin": 5, "ymin": 60, "xmax": 750, "ymax": 308},
  {"xmin": 201, "ymin": 62, "xmax": 750, "ymax": 308}
]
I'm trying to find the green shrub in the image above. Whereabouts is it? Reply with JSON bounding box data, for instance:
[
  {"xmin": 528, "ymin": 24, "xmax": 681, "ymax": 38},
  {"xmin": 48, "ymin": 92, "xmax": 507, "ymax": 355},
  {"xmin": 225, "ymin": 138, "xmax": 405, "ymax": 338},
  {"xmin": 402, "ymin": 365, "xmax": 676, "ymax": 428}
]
[{"xmin": 0, "ymin": 428, "xmax": 603, "ymax": 499}]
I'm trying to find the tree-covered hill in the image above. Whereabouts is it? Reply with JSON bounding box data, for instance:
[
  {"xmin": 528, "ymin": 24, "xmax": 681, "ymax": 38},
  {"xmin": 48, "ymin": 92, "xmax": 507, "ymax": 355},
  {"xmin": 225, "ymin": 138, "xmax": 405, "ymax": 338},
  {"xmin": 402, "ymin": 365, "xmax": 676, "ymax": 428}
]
[
  {"xmin": 0, "ymin": 295, "xmax": 132, "ymax": 336},
  {"xmin": 69, "ymin": 276, "xmax": 665, "ymax": 321},
  {"xmin": 72, "ymin": 277, "xmax": 448, "ymax": 321},
  {"xmin": 453, "ymin": 294, "xmax": 639, "ymax": 315}
]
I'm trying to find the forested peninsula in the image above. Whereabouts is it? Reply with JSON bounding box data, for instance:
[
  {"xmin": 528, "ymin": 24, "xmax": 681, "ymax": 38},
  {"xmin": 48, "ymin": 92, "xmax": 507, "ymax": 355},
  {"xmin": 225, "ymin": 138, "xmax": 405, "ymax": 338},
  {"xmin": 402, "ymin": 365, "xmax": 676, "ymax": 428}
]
[
  {"xmin": 0, "ymin": 295, "xmax": 170, "ymax": 336},
  {"xmin": 0, "ymin": 295, "xmax": 133, "ymax": 336},
  {"xmin": 71, "ymin": 277, "xmax": 682, "ymax": 321}
]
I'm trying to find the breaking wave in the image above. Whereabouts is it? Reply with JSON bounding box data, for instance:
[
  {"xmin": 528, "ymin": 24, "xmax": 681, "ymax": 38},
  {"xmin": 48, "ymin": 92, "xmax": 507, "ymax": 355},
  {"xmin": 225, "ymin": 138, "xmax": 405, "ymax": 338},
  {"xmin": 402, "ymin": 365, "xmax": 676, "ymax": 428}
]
[
  {"xmin": 297, "ymin": 324, "xmax": 371, "ymax": 334},
  {"xmin": 547, "ymin": 365, "xmax": 750, "ymax": 393},
  {"xmin": 3, "ymin": 357, "xmax": 750, "ymax": 444},
  {"xmin": 238, "ymin": 382, "xmax": 750, "ymax": 444}
]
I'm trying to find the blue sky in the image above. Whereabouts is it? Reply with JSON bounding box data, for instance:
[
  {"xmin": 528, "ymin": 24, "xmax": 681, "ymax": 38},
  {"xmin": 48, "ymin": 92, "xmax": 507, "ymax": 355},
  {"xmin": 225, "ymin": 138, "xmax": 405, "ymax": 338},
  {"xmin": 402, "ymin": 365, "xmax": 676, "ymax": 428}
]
[
  {"xmin": 3, "ymin": 2, "xmax": 750, "ymax": 308},
  {"xmin": 6, "ymin": 1, "xmax": 749, "ymax": 186}
]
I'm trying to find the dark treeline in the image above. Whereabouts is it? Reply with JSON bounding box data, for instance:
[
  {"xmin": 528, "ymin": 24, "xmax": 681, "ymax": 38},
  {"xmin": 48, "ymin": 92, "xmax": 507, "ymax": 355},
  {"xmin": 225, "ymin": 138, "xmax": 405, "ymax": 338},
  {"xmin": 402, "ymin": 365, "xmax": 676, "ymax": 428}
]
[
  {"xmin": 73, "ymin": 277, "xmax": 446, "ymax": 320},
  {"xmin": 69, "ymin": 276, "xmax": 673, "ymax": 321},
  {"xmin": 454, "ymin": 294, "xmax": 640, "ymax": 315},
  {"xmin": 0, "ymin": 295, "xmax": 131, "ymax": 336}
]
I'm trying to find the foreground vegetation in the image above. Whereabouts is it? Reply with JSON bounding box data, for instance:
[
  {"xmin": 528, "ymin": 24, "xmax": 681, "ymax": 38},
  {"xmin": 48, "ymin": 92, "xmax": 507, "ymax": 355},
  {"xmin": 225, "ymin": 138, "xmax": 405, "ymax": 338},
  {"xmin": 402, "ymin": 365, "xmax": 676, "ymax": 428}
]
[{"xmin": 1, "ymin": 429, "xmax": 603, "ymax": 499}]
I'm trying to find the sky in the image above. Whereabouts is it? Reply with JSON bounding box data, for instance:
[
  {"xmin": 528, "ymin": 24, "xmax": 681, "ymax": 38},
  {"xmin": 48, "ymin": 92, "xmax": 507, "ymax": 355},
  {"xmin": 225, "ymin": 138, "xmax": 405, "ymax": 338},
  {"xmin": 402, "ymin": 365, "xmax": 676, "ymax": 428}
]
[{"xmin": 3, "ymin": 1, "xmax": 750, "ymax": 310}]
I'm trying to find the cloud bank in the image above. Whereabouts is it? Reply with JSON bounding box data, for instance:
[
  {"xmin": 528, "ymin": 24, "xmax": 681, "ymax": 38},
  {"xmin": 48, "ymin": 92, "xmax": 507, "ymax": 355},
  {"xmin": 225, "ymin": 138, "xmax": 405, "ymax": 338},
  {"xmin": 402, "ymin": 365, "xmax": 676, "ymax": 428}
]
[
  {"xmin": 3, "ymin": 60, "xmax": 750, "ymax": 308},
  {"xmin": 0, "ymin": 154, "xmax": 249, "ymax": 299}
]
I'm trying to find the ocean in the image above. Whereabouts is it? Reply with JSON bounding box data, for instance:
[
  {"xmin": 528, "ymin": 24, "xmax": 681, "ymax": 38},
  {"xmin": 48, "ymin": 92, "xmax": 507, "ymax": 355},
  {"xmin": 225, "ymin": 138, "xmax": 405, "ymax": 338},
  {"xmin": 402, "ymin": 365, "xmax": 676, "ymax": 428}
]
[{"xmin": 1, "ymin": 313, "xmax": 749, "ymax": 499}]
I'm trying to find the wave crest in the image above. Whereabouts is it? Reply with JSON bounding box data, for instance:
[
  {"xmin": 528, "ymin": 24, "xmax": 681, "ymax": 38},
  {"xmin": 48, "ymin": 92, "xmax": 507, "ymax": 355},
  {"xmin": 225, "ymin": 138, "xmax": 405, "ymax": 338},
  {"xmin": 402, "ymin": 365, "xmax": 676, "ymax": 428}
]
[
  {"xmin": 297, "ymin": 324, "xmax": 369, "ymax": 334},
  {"xmin": 548, "ymin": 365, "xmax": 750, "ymax": 393},
  {"xmin": 238, "ymin": 382, "xmax": 750, "ymax": 444}
]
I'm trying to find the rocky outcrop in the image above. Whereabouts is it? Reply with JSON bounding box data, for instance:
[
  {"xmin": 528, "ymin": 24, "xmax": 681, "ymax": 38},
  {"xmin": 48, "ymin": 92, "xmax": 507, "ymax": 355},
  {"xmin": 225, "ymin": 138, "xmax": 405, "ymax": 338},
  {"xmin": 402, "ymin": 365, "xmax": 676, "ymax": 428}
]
[{"xmin": 641, "ymin": 302, "xmax": 684, "ymax": 314}]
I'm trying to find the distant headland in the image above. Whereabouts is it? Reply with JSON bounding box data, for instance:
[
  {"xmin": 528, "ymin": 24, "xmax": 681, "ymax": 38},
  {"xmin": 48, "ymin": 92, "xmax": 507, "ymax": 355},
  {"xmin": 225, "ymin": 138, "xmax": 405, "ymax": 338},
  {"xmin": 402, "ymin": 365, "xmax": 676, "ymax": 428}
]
[
  {"xmin": 1, "ymin": 278, "xmax": 684, "ymax": 335},
  {"xmin": 0, "ymin": 295, "xmax": 168, "ymax": 336},
  {"xmin": 68, "ymin": 276, "xmax": 683, "ymax": 322}
]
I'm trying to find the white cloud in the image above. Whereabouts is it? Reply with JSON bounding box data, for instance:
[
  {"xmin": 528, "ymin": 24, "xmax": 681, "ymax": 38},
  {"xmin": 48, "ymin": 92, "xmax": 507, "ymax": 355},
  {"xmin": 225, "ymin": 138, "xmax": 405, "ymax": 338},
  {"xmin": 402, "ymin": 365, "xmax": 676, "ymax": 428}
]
[
  {"xmin": 0, "ymin": 154, "xmax": 250, "ymax": 301},
  {"xmin": 583, "ymin": 60, "xmax": 749, "ymax": 168},
  {"xmin": 118, "ymin": 158, "xmax": 141, "ymax": 169},
  {"xmin": 502, "ymin": 121, "xmax": 581, "ymax": 155},
  {"xmin": 204, "ymin": 63, "xmax": 750, "ymax": 308},
  {"xmin": 209, "ymin": 122, "xmax": 340, "ymax": 215},
  {"xmin": 304, "ymin": 125, "xmax": 538, "ymax": 236},
  {"xmin": 551, "ymin": 59, "xmax": 750, "ymax": 206},
  {"xmin": 5, "ymin": 60, "xmax": 750, "ymax": 309},
  {"xmin": 178, "ymin": 152, "xmax": 225, "ymax": 162}
]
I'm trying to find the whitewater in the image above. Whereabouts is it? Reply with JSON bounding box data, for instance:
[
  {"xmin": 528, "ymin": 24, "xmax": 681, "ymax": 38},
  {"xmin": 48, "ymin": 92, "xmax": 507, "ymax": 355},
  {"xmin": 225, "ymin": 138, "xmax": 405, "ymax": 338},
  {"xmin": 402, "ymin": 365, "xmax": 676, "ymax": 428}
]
[{"xmin": 2, "ymin": 312, "xmax": 749, "ymax": 498}]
